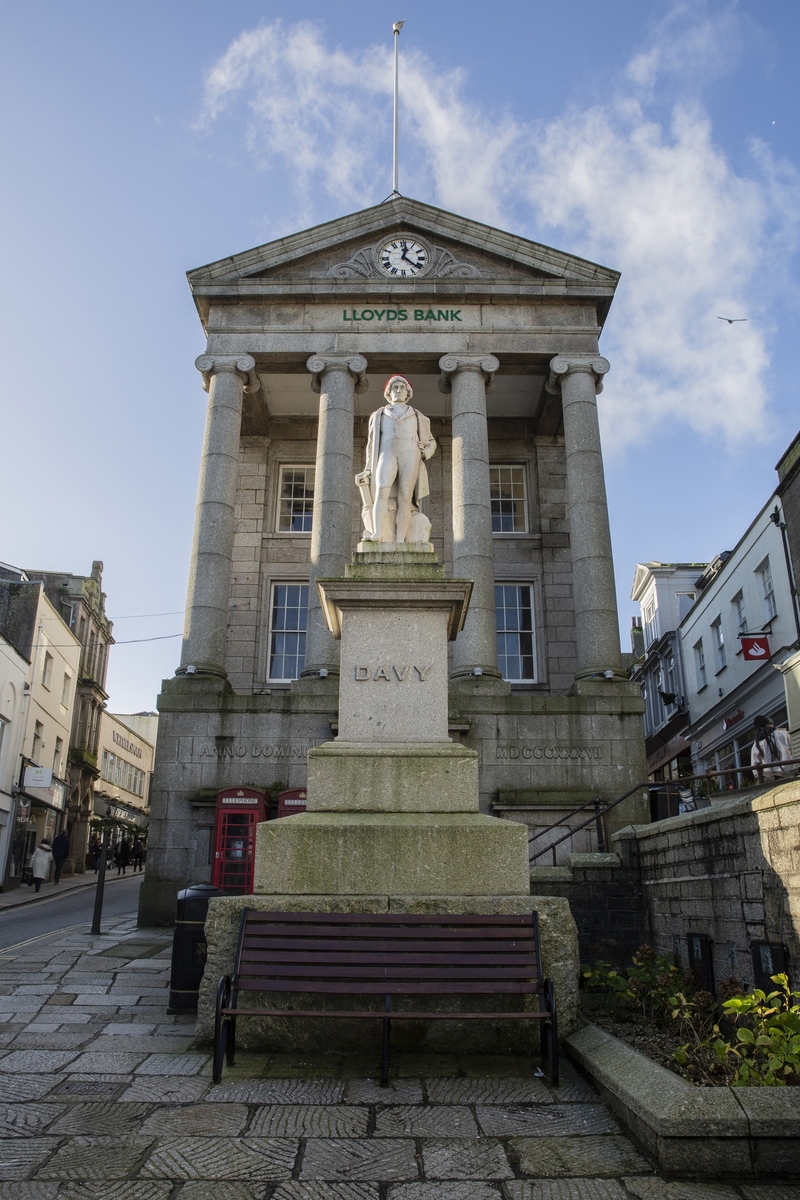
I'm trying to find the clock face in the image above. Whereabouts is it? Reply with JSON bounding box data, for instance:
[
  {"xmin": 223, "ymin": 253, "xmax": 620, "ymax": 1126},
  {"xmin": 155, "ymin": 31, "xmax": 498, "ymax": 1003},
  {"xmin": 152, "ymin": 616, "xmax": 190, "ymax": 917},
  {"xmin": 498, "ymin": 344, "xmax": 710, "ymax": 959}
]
[{"xmin": 378, "ymin": 237, "xmax": 428, "ymax": 278}]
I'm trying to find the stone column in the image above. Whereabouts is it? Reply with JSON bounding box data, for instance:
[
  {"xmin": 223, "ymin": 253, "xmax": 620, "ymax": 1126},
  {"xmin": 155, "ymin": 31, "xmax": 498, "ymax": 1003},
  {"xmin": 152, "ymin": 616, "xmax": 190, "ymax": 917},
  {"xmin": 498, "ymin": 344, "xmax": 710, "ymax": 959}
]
[
  {"xmin": 546, "ymin": 355, "xmax": 624, "ymax": 680},
  {"xmin": 439, "ymin": 353, "xmax": 501, "ymax": 680},
  {"xmin": 301, "ymin": 354, "xmax": 368, "ymax": 678},
  {"xmin": 179, "ymin": 355, "xmax": 259, "ymax": 677}
]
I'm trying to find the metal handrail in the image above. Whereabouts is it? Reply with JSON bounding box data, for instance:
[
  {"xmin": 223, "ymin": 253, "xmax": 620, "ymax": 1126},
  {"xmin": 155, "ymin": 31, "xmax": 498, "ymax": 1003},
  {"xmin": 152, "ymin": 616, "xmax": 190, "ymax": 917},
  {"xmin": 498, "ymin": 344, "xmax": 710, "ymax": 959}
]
[{"xmin": 527, "ymin": 757, "xmax": 800, "ymax": 866}]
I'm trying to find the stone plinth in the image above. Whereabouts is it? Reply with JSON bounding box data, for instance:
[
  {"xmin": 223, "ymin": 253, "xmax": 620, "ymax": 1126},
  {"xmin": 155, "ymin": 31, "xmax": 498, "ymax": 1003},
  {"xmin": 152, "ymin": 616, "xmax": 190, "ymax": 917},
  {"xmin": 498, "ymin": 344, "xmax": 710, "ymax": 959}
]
[
  {"xmin": 253, "ymin": 811, "xmax": 531, "ymax": 896},
  {"xmin": 317, "ymin": 557, "xmax": 470, "ymax": 744},
  {"xmin": 307, "ymin": 741, "xmax": 479, "ymax": 812}
]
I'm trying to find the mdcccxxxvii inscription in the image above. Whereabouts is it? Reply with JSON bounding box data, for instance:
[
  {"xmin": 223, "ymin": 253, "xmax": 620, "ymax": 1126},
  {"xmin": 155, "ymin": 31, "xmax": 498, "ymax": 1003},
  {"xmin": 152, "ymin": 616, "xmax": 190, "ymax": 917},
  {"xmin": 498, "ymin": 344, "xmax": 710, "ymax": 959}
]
[
  {"xmin": 354, "ymin": 664, "xmax": 433, "ymax": 682},
  {"xmin": 497, "ymin": 745, "xmax": 603, "ymax": 761}
]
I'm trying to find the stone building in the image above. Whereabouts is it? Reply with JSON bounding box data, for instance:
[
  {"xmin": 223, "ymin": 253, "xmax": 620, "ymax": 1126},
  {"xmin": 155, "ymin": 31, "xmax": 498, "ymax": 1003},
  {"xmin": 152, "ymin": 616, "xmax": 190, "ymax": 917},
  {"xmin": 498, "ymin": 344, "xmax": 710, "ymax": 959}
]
[
  {"xmin": 141, "ymin": 199, "xmax": 647, "ymax": 925},
  {"xmin": 0, "ymin": 569, "xmax": 80, "ymax": 888},
  {"xmin": 25, "ymin": 562, "xmax": 114, "ymax": 874}
]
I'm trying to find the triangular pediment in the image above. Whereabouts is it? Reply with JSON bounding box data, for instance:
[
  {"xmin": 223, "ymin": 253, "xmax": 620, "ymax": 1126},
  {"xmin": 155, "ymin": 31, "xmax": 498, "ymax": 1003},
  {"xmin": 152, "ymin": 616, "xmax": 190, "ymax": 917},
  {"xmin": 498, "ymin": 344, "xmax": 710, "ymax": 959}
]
[{"xmin": 187, "ymin": 197, "xmax": 619, "ymax": 291}]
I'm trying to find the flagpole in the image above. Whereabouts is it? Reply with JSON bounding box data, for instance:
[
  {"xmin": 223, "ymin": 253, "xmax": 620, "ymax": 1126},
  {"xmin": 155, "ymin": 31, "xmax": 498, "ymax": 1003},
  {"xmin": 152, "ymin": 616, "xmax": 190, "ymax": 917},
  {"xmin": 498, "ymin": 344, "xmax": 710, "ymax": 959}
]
[{"xmin": 392, "ymin": 21, "xmax": 404, "ymax": 198}]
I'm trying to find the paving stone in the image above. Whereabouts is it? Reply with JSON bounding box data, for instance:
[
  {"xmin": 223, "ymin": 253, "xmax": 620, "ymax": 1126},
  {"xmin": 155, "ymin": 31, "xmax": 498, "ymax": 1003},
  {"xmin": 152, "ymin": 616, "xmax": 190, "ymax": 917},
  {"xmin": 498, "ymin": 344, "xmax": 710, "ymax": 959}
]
[
  {"xmin": 119, "ymin": 1076, "xmax": 210, "ymax": 1104},
  {"xmin": 46, "ymin": 1101, "xmax": 151, "ymax": 1135},
  {"xmin": 140, "ymin": 1104, "xmax": 249, "ymax": 1137},
  {"xmin": 88, "ymin": 1036, "xmax": 196, "ymax": 1054},
  {"xmin": 0, "ymin": 1105, "xmax": 64, "ymax": 1138},
  {"xmin": 511, "ymin": 1136, "xmax": 652, "ymax": 1177},
  {"xmin": 300, "ymin": 1139, "xmax": 419, "ymax": 1182},
  {"xmin": 248, "ymin": 1105, "xmax": 369, "ymax": 1138},
  {"xmin": 504, "ymin": 1185, "xmax": 631, "ymax": 1200},
  {"xmin": 26, "ymin": 1013, "xmax": 93, "ymax": 1025},
  {"xmin": 477, "ymin": 1104, "xmax": 618, "ymax": 1137},
  {"xmin": 550, "ymin": 1079, "xmax": 599, "ymax": 1103},
  {"xmin": 0, "ymin": 998, "xmax": 46, "ymax": 1012},
  {"xmin": 0, "ymin": 1184, "xmax": 59, "ymax": 1198},
  {"xmin": 262, "ymin": 1054, "xmax": 344, "ymax": 1078},
  {"xmin": 59, "ymin": 1186, "xmax": 172, "ymax": 1199},
  {"xmin": 34, "ymin": 1135, "xmax": 155, "ymax": 1180},
  {"xmin": 135, "ymin": 1053, "xmax": 208, "ymax": 1075},
  {"xmin": 741, "ymin": 1191, "xmax": 800, "ymax": 1200},
  {"xmin": 103, "ymin": 1022, "xmax": 156, "ymax": 1035},
  {"xmin": 206, "ymin": 1079, "xmax": 345, "ymax": 1104},
  {"xmin": 0, "ymin": 1050, "xmax": 77, "ymax": 1073},
  {"xmin": 622, "ymin": 1184, "xmax": 740, "ymax": 1200},
  {"xmin": 375, "ymin": 1105, "xmax": 479, "ymax": 1138},
  {"xmin": 141, "ymin": 1136, "xmax": 297, "ymax": 1181},
  {"xmin": 177, "ymin": 1186, "xmax": 263, "ymax": 1200},
  {"xmin": 426, "ymin": 1078, "xmax": 553, "ymax": 1105},
  {"xmin": 421, "ymin": 1138, "xmax": 512, "ymax": 1181},
  {"xmin": 273, "ymin": 1186, "xmax": 379, "ymax": 1200},
  {"xmin": 0, "ymin": 1141, "xmax": 61, "ymax": 1181},
  {"xmin": 10, "ymin": 1031, "xmax": 92, "ymax": 1051},
  {"xmin": 344, "ymin": 1078, "xmax": 424, "ymax": 1105},
  {"xmin": 389, "ymin": 1187, "xmax": 501, "ymax": 1200},
  {"xmin": 0, "ymin": 1076, "xmax": 61, "ymax": 1102}
]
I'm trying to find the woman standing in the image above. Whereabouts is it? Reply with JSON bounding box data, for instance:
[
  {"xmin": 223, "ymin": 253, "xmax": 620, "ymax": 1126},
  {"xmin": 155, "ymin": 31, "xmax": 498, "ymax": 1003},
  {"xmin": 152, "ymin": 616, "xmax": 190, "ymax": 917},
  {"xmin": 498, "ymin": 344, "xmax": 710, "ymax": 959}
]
[{"xmin": 30, "ymin": 840, "xmax": 54, "ymax": 893}]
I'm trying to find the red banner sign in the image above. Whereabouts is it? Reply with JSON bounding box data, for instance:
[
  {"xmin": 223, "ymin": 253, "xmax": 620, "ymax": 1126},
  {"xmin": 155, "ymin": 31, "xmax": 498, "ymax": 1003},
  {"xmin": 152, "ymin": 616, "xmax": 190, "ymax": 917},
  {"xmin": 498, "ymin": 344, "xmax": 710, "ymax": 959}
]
[{"xmin": 742, "ymin": 636, "xmax": 770, "ymax": 661}]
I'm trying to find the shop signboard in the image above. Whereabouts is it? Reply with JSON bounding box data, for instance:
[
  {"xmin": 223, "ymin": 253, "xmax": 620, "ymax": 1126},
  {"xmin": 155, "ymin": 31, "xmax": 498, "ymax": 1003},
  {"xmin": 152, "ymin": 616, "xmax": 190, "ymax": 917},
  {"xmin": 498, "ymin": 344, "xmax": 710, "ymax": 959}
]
[
  {"xmin": 24, "ymin": 766, "xmax": 52, "ymax": 789},
  {"xmin": 741, "ymin": 636, "xmax": 770, "ymax": 661}
]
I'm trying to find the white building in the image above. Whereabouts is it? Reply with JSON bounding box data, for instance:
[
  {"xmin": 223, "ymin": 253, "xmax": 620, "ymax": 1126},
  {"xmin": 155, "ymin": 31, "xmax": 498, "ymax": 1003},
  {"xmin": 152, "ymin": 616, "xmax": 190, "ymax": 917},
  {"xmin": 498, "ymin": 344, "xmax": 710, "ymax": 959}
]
[
  {"xmin": 0, "ymin": 632, "xmax": 30, "ymax": 882},
  {"xmin": 679, "ymin": 494, "xmax": 799, "ymax": 785},
  {"xmin": 0, "ymin": 569, "xmax": 80, "ymax": 887},
  {"xmin": 93, "ymin": 711, "xmax": 156, "ymax": 836},
  {"xmin": 630, "ymin": 562, "xmax": 707, "ymax": 781}
]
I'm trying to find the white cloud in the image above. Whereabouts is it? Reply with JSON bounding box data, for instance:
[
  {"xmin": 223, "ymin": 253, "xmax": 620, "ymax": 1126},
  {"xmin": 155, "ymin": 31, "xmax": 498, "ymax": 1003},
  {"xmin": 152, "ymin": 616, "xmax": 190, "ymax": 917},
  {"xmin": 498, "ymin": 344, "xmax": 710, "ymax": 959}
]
[{"xmin": 197, "ymin": 11, "xmax": 799, "ymax": 452}]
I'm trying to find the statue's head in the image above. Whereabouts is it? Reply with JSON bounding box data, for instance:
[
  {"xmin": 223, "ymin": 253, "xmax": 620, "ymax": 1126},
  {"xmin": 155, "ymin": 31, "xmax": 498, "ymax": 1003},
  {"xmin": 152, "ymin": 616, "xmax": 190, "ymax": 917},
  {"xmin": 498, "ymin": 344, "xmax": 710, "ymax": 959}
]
[{"xmin": 384, "ymin": 374, "xmax": 413, "ymax": 405}]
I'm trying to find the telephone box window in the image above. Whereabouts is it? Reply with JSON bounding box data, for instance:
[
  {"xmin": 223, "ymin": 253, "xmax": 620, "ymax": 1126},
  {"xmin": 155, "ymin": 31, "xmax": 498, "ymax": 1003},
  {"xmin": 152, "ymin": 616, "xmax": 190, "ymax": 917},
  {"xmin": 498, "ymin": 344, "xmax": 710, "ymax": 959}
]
[
  {"xmin": 268, "ymin": 583, "xmax": 309, "ymax": 681},
  {"xmin": 496, "ymin": 584, "xmax": 536, "ymax": 682},
  {"xmin": 277, "ymin": 466, "xmax": 315, "ymax": 533}
]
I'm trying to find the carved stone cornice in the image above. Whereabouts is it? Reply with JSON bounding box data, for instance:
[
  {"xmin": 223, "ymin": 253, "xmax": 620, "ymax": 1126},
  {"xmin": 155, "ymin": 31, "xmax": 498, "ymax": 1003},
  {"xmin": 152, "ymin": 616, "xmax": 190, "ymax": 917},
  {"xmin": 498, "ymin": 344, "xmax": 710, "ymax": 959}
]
[
  {"xmin": 306, "ymin": 353, "xmax": 369, "ymax": 395},
  {"xmin": 438, "ymin": 354, "xmax": 500, "ymax": 394},
  {"xmin": 327, "ymin": 238, "xmax": 481, "ymax": 280},
  {"xmin": 195, "ymin": 354, "xmax": 260, "ymax": 394},
  {"xmin": 546, "ymin": 355, "xmax": 610, "ymax": 396}
]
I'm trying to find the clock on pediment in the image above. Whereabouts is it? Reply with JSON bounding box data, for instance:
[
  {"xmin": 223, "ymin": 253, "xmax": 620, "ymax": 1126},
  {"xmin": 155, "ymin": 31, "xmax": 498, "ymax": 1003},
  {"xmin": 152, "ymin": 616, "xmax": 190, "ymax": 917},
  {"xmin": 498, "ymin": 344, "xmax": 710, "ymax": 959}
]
[{"xmin": 376, "ymin": 235, "xmax": 431, "ymax": 278}]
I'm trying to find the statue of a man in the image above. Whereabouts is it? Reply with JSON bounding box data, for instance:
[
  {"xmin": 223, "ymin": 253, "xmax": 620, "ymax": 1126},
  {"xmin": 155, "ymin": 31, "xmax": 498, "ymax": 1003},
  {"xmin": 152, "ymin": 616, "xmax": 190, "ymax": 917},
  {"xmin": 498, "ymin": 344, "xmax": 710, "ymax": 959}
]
[{"xmin": 356, "ymin": 374, "xmax": 437, "ymax": 544}]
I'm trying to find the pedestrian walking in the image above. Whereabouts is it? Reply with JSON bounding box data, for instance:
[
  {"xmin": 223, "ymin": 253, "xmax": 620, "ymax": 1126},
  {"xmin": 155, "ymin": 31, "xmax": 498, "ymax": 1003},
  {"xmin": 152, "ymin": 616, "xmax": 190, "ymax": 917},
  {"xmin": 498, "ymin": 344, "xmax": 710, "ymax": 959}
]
[
  {"xmin": 115, "ymin": 837, "xmax": 131, "ymax": 876},
  {"xmin": 132, "ymin": 837, "xmax": 145, "ymax": 873},
  {"xmin": 51, "ymin": 830, "xmax": 70, "ymax": 883},
  {"xmin": 89, "ymin": 834, "xmax": 102, "ymax": 872},
  {"xmin": 750, "ymin": 714, "xmax": 794, "ymax": 781},
  {"xmin": 30, "ymin": 840, "xmax": 54, "ymax": 893}
]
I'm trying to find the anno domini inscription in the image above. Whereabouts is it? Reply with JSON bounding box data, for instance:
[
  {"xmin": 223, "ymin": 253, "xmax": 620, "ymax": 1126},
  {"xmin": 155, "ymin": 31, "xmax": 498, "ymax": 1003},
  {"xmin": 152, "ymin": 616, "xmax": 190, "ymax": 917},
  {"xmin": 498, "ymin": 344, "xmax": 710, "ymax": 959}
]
[{"xmin": 354, "ymin": 664, "xmax": 433, "ymax": 682}]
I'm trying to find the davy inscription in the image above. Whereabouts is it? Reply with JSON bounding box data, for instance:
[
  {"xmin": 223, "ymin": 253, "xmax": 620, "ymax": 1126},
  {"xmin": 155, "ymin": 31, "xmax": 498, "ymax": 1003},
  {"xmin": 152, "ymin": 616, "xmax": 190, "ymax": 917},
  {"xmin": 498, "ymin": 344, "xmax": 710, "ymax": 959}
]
[{"xmin": 354, "ymin": 664, "xmax": 434, "ymax": 682}]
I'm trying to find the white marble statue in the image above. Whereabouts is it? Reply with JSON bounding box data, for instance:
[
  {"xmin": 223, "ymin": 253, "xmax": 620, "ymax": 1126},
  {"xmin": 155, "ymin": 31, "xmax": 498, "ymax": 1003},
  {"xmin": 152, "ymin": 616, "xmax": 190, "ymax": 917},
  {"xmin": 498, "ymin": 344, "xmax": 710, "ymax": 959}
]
[{"xmin": 356, "ymin": 374, "xmax": 437, "ymax": 545}]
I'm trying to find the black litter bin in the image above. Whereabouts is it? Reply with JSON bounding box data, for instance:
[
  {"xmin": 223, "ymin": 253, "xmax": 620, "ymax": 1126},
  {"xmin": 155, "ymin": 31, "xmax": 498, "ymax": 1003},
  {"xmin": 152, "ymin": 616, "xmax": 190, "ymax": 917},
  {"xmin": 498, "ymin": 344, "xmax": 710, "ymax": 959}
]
[{"xmin": 168, "ymin": 882, "xmax": 225, "ymax": 1013}]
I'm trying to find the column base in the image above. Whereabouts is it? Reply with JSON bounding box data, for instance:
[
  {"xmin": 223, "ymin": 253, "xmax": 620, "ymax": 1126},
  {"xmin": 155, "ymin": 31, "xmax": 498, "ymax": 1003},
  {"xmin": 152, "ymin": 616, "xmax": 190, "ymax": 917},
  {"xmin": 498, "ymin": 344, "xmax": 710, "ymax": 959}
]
[{"xmin": 175, "ymin": 663, "xmax": 229, "ymax": 681}]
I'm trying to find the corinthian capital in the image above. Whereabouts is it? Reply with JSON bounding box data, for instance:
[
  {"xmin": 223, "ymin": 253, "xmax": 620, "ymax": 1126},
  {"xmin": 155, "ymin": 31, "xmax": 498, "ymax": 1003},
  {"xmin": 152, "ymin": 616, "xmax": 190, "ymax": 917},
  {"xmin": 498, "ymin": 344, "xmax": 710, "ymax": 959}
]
[
  {"xmin": 195, "ymin": 354, "xmax": 260, "ymax": 394},
  {"xmin": 546, "ymin": 355, "xmax": 610, "ymax": 395},
  {"xmin": 438, "ymin": 354, "xmax": 500, "ymax": 394},
  {"xmin": 306, "ymin": 353, "xmax": 369, "ymax": 394}
]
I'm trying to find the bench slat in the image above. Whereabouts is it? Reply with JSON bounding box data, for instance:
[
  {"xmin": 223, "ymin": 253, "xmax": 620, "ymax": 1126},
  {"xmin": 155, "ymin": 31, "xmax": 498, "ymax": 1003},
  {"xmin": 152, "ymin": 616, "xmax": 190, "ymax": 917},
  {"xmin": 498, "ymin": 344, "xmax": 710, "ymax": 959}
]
[
  {"xmin": 239, "ymin": 951, "xmax": 539, "ymax": 966},
  {"xmin": 238, "ymin": 964, "xmax": 539, "ymax": 981},
  {"xmin": 236, "ymin": 977, "xmax": 541, "ymax": 994},
  {"xmin": 223, "ymin": 1008, "xmax": 546, "ymax": 1019},
  {"xmin": 241, "ymin": 937, "xmax": 533, "ymax": 955},
  {"xmin": 243, "ymin": 925, "xmax": 534, "ymax": 941},
  {"xmin": 245, "ymin": 912, "xmax": 532, "ymax": 925}
]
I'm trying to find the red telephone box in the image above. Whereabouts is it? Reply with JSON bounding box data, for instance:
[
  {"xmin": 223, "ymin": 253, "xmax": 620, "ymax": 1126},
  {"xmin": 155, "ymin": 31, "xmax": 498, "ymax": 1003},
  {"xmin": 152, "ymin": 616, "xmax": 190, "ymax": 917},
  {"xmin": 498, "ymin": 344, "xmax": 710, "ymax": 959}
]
[
  {"xmin": 211, "ymin": 788, "xmax": 266, "ymax": 894},
  {"xmin": 276, "ymin": 788, "xmax": 307, "ymax": 818}
]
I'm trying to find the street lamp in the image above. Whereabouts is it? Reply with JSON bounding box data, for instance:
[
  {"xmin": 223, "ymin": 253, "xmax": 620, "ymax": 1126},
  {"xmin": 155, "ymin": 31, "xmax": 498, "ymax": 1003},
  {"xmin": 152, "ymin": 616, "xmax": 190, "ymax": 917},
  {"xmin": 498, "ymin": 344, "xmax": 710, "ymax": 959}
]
[{"xmin": 90, "ymin": 804, "xmax": 112, "ymax": 936}]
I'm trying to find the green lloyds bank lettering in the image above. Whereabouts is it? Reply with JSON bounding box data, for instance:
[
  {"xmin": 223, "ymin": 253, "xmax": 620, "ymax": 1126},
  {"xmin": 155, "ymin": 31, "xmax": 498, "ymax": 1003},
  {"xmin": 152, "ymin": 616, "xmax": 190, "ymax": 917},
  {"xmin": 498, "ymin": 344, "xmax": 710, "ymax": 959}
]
[{"xmin": 342, "ymin": 309, "xmax": 461, "ymax": 322}]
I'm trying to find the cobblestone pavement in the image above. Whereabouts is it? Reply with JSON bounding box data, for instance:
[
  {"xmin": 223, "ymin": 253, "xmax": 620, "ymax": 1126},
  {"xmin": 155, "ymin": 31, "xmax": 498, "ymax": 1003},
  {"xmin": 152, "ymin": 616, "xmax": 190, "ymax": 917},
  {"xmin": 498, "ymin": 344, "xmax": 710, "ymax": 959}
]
[{"xmin": 1, "ymin": 918, "xmax": 798, "ymax": 1199}]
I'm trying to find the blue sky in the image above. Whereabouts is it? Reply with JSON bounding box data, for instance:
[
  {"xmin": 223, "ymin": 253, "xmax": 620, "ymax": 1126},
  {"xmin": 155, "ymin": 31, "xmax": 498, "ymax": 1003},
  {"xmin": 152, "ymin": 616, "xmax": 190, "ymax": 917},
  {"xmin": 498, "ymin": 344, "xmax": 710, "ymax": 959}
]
[{"xmin": 1, "ymin": 1, "xmax": 798, "ymax": 710}]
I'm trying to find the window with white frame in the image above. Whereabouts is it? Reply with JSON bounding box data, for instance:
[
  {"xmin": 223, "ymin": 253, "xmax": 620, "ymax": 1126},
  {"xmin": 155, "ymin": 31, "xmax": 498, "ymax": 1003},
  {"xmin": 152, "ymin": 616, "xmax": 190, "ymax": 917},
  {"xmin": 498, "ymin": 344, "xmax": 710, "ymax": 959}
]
[
  {"xmin": 731, "ymin": 591, "xmax": 747, "ymax": 636},
  {"xmin": 53, "ymin": 737, "xmax": 63, "ymax": 775},
  {"xmin": 694, "ymin": 639, "xmax": 707, "ymax": 689},
  {"xmin": 643, "ymin": 596, "xmax": 659, "ymax": 648},
  {"xmin": 495, "ymin": 584, "xmax": 536, "ymax": 681},
  {"xmin": 664, "ymin": 652, "xmax": 678, "ymax": 706},
  {"xmin": 32, "ymin": 720, "xmax": 44, "ymax": 761},
  {"xmin": 41, "ymin": 651, "xmax": 53, "ymax": 689},
  {"xmin": 0, "ymin": 715, "xmax": 7, "ymax": 762},
  {"xmin": 60, "ymin": 672, "xmax": 71, "ymax": 706},
  {"xmin": 711, "ymin": 616, "xmax": 726, "ymax": 671},
  {"xmin": 277, "ymin": 466, "xmax": 315, "ymax": 533},
  {"xmin": 756, "ymin": 557, "xmax": 777, "ymax": 622},
  {"xmin": 677, "ymin": 592, "xmax": 696, "ymax": 621},
  {"xmin": 489, "ymin": 466, "xmax": 527, "ymax": 533},
  {"xmin": 268, "ymin": 583, "xmax": 309, "ymax": 682}
]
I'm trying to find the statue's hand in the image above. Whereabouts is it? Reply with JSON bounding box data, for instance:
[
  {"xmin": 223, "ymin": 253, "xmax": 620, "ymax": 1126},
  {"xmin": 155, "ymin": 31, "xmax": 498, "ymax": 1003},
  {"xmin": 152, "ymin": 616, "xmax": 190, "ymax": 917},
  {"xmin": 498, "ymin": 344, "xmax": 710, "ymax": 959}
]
[{"xmin": 355, "ymin": 470, "xmax": 371, "ymax": 486}]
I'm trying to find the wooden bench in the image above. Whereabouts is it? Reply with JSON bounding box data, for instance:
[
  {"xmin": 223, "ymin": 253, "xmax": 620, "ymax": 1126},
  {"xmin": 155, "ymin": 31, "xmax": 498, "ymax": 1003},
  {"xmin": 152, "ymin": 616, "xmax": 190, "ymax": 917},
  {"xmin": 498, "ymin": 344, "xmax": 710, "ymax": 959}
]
[{"xmin": 213, "ymin": 910, "xmax": 558, "ymax": 1085}]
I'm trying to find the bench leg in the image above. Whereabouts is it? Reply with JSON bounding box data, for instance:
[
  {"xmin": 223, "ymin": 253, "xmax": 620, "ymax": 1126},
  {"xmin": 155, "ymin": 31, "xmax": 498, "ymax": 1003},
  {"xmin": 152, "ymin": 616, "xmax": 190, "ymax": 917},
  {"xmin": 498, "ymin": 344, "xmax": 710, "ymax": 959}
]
[
  {"xmin": 213, "ymin": 976, "xmax": 231, "ymax": 1086},
  {"xmin": 227, "ymin": 1015, "xmax": 237, "ymax": 1068},
  {"xmin": 213, "ymin": 1018, "xmax": 229, "ymax": 1085},
  {"xmin": 546, "ymin": 979, "xmax": 559, "ymax": 1087},
  {"xmin": 381, "ymin": 995, "xmax": 392, "ymax": 1087}
]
